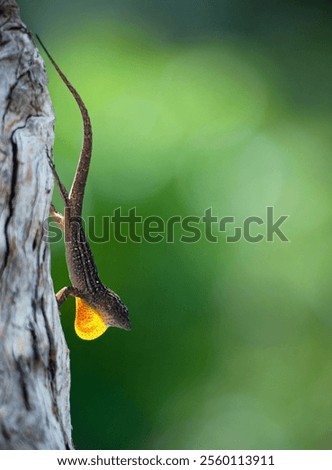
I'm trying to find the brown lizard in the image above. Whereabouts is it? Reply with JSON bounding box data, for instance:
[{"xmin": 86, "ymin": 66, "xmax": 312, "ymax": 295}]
[{"xmin": 37, "ymin": 36, "xmax": 131, "ymax": 340}]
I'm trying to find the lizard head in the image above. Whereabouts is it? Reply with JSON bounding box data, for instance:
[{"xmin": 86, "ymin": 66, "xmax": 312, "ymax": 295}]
[
  {"xmin": 74, "ymin": 290, "xmax": 131, "ymax": 340},
  {"xmin": 103, "ymin": 288, "xmax": 131, "ymax": 331}
]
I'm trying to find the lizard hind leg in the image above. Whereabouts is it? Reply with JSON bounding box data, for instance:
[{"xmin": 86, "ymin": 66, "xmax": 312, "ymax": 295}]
[
  {"xmin": 47, "ymin": 153, "xmax": 70, "ymax": 204},
  {"xmin": 50, "ymin": 203, "xmax": 65, "ymax": 230}
]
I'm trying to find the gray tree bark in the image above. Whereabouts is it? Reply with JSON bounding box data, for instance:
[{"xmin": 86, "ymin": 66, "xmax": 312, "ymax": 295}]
[{"xmin": 0, "ymin": 0, "xmax": 72, "ymax": 449}]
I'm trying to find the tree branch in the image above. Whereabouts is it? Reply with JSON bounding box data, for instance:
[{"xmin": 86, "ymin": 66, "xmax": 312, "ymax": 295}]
[{"xmin": 0, "ymin": 0, "xmax": 72, "ymax": 449}]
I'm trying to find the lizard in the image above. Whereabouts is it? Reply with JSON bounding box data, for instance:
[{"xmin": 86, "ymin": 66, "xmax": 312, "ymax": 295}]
[{"xmin": 36, "ymin": 35, "xmax": 131, "ymax": 340}]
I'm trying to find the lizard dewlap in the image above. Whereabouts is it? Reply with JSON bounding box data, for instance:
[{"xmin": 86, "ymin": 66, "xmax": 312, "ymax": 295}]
[{"xmin": 75, "ymin": 297, "xmax": 108, "ymax": 340}]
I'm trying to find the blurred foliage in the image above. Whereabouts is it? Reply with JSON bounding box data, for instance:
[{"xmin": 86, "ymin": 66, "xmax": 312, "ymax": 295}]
[{"xmin": 19, "ymin": 0, "xmax": 332, "ymax": 449}]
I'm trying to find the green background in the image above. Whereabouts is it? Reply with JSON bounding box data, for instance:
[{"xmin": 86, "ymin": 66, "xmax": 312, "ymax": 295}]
[{"xmin": 19, "ymin": 0, "xmax": 332, "ymax": 449}]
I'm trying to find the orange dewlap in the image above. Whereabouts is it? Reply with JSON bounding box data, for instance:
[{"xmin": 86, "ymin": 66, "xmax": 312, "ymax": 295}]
[{"xmin": 75, "ymin": 297, "xmax": 108, "ymax": 340}]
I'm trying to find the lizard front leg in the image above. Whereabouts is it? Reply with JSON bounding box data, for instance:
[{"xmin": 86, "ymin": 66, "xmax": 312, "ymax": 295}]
[
  {"xmin": 56, "ymin": 286, "xmax": 80, "ymax": 306},
  {"xmin": 56, "ymin": 287, "xmax": 108, "ymax": 340}
]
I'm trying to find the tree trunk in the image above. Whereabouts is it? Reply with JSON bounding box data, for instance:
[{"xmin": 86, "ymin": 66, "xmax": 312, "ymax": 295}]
[{"xmin": 0, "ymin": 0, "xmax": 72, "ymax": 449}]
